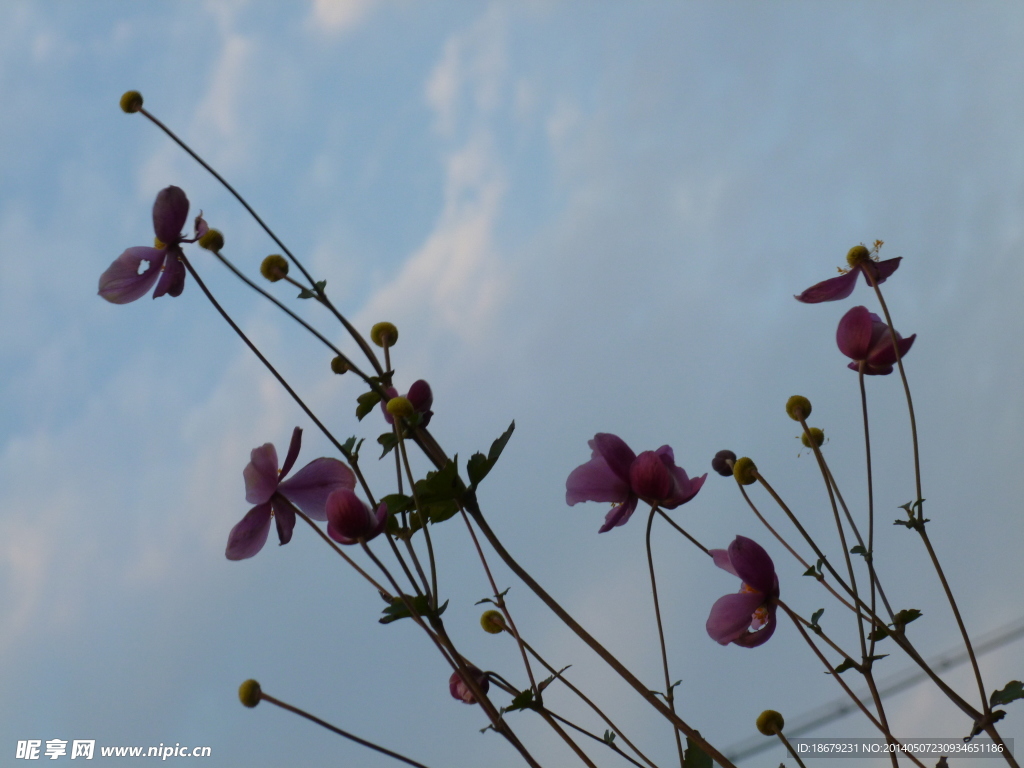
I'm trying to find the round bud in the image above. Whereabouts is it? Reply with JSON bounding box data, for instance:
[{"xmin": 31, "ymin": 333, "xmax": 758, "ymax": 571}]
[
  {"xmin": 238, "ymin": 679, "xmax": 262, "ymax": 708},
  {"xmin": 756, "ymin": 709, "xmax": 785, "ymax": 736},
  {"xmin": 120, "ymin": 90, "xmax": 144, "ymax": 113},
  {"xmin": 386, "ymin": 396, "xmax": 415, "ymax": 420},
  {"xmin": 260, "ymin": 254, "xmax": 289, "ymax": 282},
  {"xmin": 330, "ymin": 355, "xmax": 349, "ymax": 375},
  {"xmin": 801, "ymin": 427, "xmax": 825, "ymax": 448},
  {"xmin": 480, "ymin": 610, "xmax": 506, "ymax": 634},
  {"xmin": 198, "ymin": 229, "xmax": 224, "ymax": 252},
  {"xmin": 846, "ymin": 245, "xmax": 870, "ymax": 267},
  {"xmin": 370, "ymin": 322, "xmax": 399, "ymax": 347},
  {"xmin": 711, "ymin": 450, "xmax": 737, "ymax": 477},
  {"xmin": 732, "ymin": 457, "xmax": 758, "ymax": 485},
  {"xmin": 786, "ymin": 395, "xmax": 812, "ymax": 421}
]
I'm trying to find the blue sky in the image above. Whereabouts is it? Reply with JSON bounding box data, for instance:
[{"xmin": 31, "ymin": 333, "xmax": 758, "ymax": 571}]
[{"xmin": 1, "ymin": 2, "xmax": 1022, "ymax": 766}]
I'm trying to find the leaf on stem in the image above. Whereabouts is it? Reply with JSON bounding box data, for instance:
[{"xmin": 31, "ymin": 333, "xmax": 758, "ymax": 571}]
[
  {"xmin": 377, "ymin": 431, "xmax": 399, "ymax": 458},
  {"xmin": 990, "ymin": 680, "xmax": 1024, "ymax": 707},
  {"xmin": 892, "ymin": 608, "xmax": 922, "ymax": 629},
  {"xmin": 682, "ymin": 736, "xmax": 712, "ymax": 768},
  {"xmin": 378, "ymin": 595, "xmax": 448, "ymax": 625},
  {"xmin": 467, "ymin": 421, "xmax": 515, "ymax": 490},
  {"xmin": 602, "ymin": 730, "xmax": 616, "ymax": 745},
  {"xmin": 340, "ymin": 436, "xmax": 364, "ymax": 463},
  {"xmin": 849, "ymin": 545, "xmax": 872, "ymax": 562},
  {"xmin": 296, "ymin": 279, "xmax": 327, "ymax": 299},
  {"xmin": 810, "ymin": 608, "xmax": 824, "ymax": 631},
  {"xmin": 356, "ymin": 391, "xmax": 382, "ymax": 421},
  {"xmin": 474, "ymin": 587, "xmax": 511, "ymax": 606},
  {"xmin": 502, "ymin": 689, "xmax": 535, "ymax": 713}
]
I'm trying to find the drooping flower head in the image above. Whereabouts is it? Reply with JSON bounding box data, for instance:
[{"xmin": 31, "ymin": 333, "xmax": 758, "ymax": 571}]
[
  {"xmin": 326, "ymin": 489, "xmax": 387, "ymax": 545},
  {"xmin": 226, "ymin": 427, "xmax": 356, "ymax": 560},
  {"xmin": 794, "ymin": 245, "xmax": 902, "ymax": 304},
  {"xmin": 836, "ymin": 305, "xmax": 915, "ymax": 376},
  {"xmin": 566, "ymin": 433, "xmax": 706, "ymax": 533},
  {"xmin": 449, "ymin": 665, "xmax": 490, "ymax": 704},
  {"xmin": 98, "ymin": 186, "xmax": 208, "ymax": 304},
  {"xmin": 706, "ymin": 536, "xmax": 779, "ymax": 648},
  {"xmin": 381, "ymin": 380, "xmax": 434, "ymax": 427}
]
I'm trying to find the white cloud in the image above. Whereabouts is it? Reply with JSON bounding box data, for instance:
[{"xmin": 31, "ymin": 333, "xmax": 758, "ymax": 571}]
[{"xmin": 308, "ymin": 0, "xmax": 379, "ymax": 35}]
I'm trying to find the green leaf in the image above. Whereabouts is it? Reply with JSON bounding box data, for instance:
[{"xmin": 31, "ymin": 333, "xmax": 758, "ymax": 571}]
[
  {"xmin": 682, "ymin": 736, "xmax": 713, "ymax": 768},
  {"xmin": 991, "ymin": 680, "xmax": 1024, "ymax": 707},
  {"xmin": 314, "ymin": 279, "xmax": 327, "ymax": 293},
  {"xmin": 413, "ymin": 459, "xmax": 462, "ymax": 525},
  {"xmin": 382, "ymin": 493, "xmax": 413, "ymax": 516},
  {"xmin": 503, "ymin": 689, "xmax": 535, "ymax": 713},
  {"xmin": 834, "ymin": 658, "xmax": 858, "ymax": 674},
  {"xmin": 356, "ymin": 390, "xmax": 382, "ymax": 421},
  {"xmin": 340, "ymin": 436, "xmax": 363, "ymax": 463},
  {"xmin": 379, "ymin": 595, "xmax": 448, "ymax": 625},
  {"xmin": 467, "ymin": 421, "xmax": 515, "ymax": 490},
  {"xmin": 296, "ymin": 287, "xmax": 315, "ymax": 299},
  {"xmin": 868, "ymin": 624, "xmax": 890, "ymax": 642},
  {"xmin": 602, "ymin": 730, "xmax": 616, "ymax": 745},
  {"xmin": 810, "ymin": 608, "xmax": 824, "ymax": 629},
  {"xmin": 893, "ymin": 609, "xmax": 922, "ymax": 629},
  {"xmin": 377, "ymin": 431, "xmax": 399, "ymax": 458},
  {"xmin": 849, "ymin": 545, "xmax": 871, "ymax": 562},
  {"xmin": 803, "ymin": 565, "xmax": 818, "ymax": 577},
  {"xmin": 475, "ymin": 587, "xmax": 511, "ymax": 606}
]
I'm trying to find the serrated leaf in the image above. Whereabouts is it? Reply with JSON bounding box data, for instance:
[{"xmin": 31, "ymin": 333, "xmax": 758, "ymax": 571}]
[
  {"xmin": 682, "ymin": 736, "xmax": 712, "ymax": 768},
  {"xmin": 382, "ymin": 494, "xmax": 413, "ymax": 516},
  {"xmin": 411, "ymin": 459, "xmax": 462, "ymax": 525},
  {"xmin": 296, "ymin": 286, "xmax": 316, "ymax": 299},
  {"xmin": 467, "ymin": 421, "xmax": 515, "ymax": 490},
  {"xmin": 991, "ymin": 680, "xmax": 1024, "ymax": 707},
  {"xmin": 868, "ymin": 624, "xmax": 890, "ymax": 642},
  {"xmin": 340, "ymin": 436, "xmax": 363, "ymax": 463},
  {"xmin": 379, "ymin": 595, "xmax": 448, "ymax": 625},
  {"xmin": 834, "ymin": 658, "xmax": 858, "ymax": 674},
  {"xmin": 377, "ymin": 431, "xmax": 399, "ymax": 458},
  {"xmin": 892, "ymin": 609, "xmax": 922, "ymax": 628},
  {"xmin": 602, "ymin": 730, "xmax": 616, "ymax": 745},
  {"xmin": 810, "ymin": 608, "xmax": 824, "ymax": 628},
  {"xmin": 356, "ymin": 390, "xmax": 382, "ymax": 421},
  {"xmin": 503, "ymin": 689, "xmax": 535, "ymax": 713},
  {"xmin": 314, "ymin": 279, "xmax": 327, "ymax": 293}
]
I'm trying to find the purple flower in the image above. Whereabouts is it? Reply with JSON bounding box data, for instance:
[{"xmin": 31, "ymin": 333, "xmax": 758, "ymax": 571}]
[
  {"xmin": 381, "ymin": 380, "xmax": 433, "ymax": 426},
  {"xmin": 706, "ymin": 536, "xmax": 779, "ymax": 648},
  {"xmin": 226, "ymin": 427, "xmax": 356, "ymax": 560},
  {"xmin": 836, "ymin": 305, "xmax": 916, "ymax": 376},
  {"xmin": 794, "ymin": 255, "xmax": 902, "ymax": 304},
  {"xmin": 449, "ymin": 666, "xmax": 490, "ymax": 704},
  {"xmin": 566, "ymin": 433, "xmax": 706, "ymax": 533},
  {"xmin": 326, "ymin": 489, "xmax": 387, "ymax": 545},
  {"xmin": 98, "ymin": 186, "xmax": 208, "ymax": 304}
]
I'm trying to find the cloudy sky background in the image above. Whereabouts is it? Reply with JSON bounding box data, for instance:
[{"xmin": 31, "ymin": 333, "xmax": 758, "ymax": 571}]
[{"xmin": 1, "ymin": 1, "xmax": 1022, "ymax": 765}]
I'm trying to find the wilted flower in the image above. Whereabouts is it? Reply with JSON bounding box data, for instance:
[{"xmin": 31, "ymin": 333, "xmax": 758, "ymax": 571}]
[
  {"xmin": 566, "ymin": 433, "xmax": 706, "ymax": 533},
  {"xmin": 381, "ymin": 380, "xmax": 433, "ymax": 426},
  {"xmin": 98, "ymin": 186, "xmax": 208, "ymax": 304},
  {"xmin": 794, "ymin": 246, "xmax": 902, "ymax": 304},
  {"xmin": 325, "ymin": 489, "xmax": 387, "ymax": 544},
  {"xmin": 449, "ymin": 665, "xmax": 490, "ymax": 704},
  {"xmin": 836, "ymin": 305, "xmax": 916, "ymax": 376},
  {"xmin": 706, "ymin": 536, "xmax": 779, "ymax": 648},
  {"xmin": 226, "ymin": 427, "xmax": 356, "ymax": 560}
]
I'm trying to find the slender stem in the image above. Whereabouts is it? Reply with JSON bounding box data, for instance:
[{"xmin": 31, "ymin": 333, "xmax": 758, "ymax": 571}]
[
  {"xmin": 774, "ymin": 731, "xmax": 809, "ymax": 768},
  {"xmin": 541, "ymin": 710, "xmax": 649, "ymax": 768},
  {"xmin": 654, "ymin": 508, "xmax": 709, "ymax": 555},
  {"xmin": 294, "ymin": 510, "xmax": 390, "ymax": 597},
  {"xmin": 396, "ymin": 424, "xmax": 437, "ymax": 609},
  {"xmin": 258, "ymin": 691, "xmax": 433, "ymax": 768},
  {"xmin": 536, "ymin": 709, "xmax": 599, "ymax": 768},
  {"xmin": 646, "ymin": 509, "xmax": 685, "ymax": 768}
]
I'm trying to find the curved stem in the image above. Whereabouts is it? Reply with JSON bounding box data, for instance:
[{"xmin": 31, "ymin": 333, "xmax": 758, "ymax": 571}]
[{"xmin": 294, "ymin": 510, "xmax": 390, "ymax": 597}]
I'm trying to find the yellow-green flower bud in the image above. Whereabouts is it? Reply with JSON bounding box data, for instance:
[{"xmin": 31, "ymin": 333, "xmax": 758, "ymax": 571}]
[
  {"xmin": 260, "ymin": 254, "xmax": 289, "ymax": 282},
  {"xmin": 120, "ymin": 90, "xmax": 144, "ymax": 113},
  {"xmin": 330, "ymin": 355, "xmax": 349, "ymax": 375},
  {"xmin": 846, "ymin": 245, "xmax": 870, "ymax": 267},
  {"xmin": 238, "ymin": 679, "xmax": 262, "ymax": 708},
  {"xmin": 801, "ymin": 427, "xmax": 825, "ymax": 448},
  {"xmin": 198, "ymin": 229, "xmax": 224, "ymax": 252},
  {"xmin": 756, "ymin": 709, "xmax": 785, "ymax": 736},
  {"xmin": 480, "ymin": 610, "xmax": 506, "ymax": 634},
  {"xmin": 370, "ymin": 322, "xmax": 398, "ymax": 347},
  {"xmin": 386, "ymin": 396, "xmax": 414, "ymax": 420},
  {"xmin": 786, "ymin": 395, "xmax": 812, "ymax": 421},
  {"xmin": 733, "ymin": 457, "xmax": 757, "ymax": 485}
]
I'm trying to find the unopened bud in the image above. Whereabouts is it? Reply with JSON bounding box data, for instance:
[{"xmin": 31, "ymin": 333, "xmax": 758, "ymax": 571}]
[
  {"xmin": 198, "ymin": 229, "xmax": 224, "ymax": 252},
  {"xmin": 330, "ymin": 355, "xmax": 349, "ymax": 375},
  {"xmin": 786, "ymin": 395, "xmax": 812, "ymax": 421},
  {"xmin": 733, "ymin": 457, "xmax": 757, "ymax": 485},
  {"xmin": 371, "ymin": 322, "xmax": 398, "ymax": 347},
  {"xmin": 480, "ymin": 610, "xmax": 506, "ymax": 634},
  {"xmin": 238, "ymin": 679, "xmax": 262, "ymax": 708},
  {"xmin": 120, "ymin": 90, "xmax": 144, "ymax": 113},
  {"xmin": 386, "ymin": 396, "xmax": 414, "ymax": 420},
  {"xmin": 260, "ymin": 254, "xmax": 289, "ymax": 282},
  {"xmin": 711, "ymin": 450, "xmax": 736, "ymax": 477},
  {"xmin": 846, "ymin": 245, "xmax": 870, "ymax": 267},
  {"xmin": 756, "ymin": 709, "xmax": 784, "ymax": 736},
  {"xmin": 801, "ymin": 428, "xmax": 825, "ymax": 448}
]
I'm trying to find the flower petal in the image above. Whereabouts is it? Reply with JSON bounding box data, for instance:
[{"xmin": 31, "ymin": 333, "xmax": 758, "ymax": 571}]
[
  {"xmin": 272, "ymin": 496, "xmax": 297, "ymax": 546},
  {"xmin": 225, "ymin": 502, "xmax": 272, "ymax": 560},
  {"xmin": 566, "ymin": 454, "xmax": 630, "ymax": 506},
  {"xmin": 98, "ymin": 246, "xmax": 164, "ymax": 304},
  {"xmin": 598, "ymin": 495, "xmax": 639, "ymax": 533},
  {"xmin": 244, "ymin": 443, "xmax": 279, "ymax": 505},
  {"xmin": 863, "ymin": 256, "xmax": 902, "ymax": 286},
  {"xmin": 407, "ymin": 380, "xmax": 433, "ymax": 412},
  {"xmin": 706, "ymin": 591, "xmax": 766, "ymax": 645},
  {"xmin": 663, "ymin": 468, "xmax": 706, "ymax": 509},
  {"xmin": 836, "ymin": 306, "xmax": 874, "ymax": 360},
  {"xmin": 326, "ymin": 488, "xmax": 372, "ymax": 543},
  {"xmin": 732, "ymin": 608, "xmax": 778, "ymax": 648},
  {"xmin": 630, "ymin": 451, "xmax": 673, "ymax": 501},
  {"xmin": 279, "ymin": 458, "xmax": 357, "ymax": 521},
  {"xmin": 152, "ymin": 250, "xmax": 186, "ymax": 299},
  {"xmin": 279, "ymin": 427, "xmax": 302, "ymax": 479},
  {"xmin": 711, "ymin": 548, "xmax": 739, "ymax": 577},
  {"xmin": 592, "ymin": 433, "xmax": 636, "ymax": 483},
  {"xmin": 794, "ymin": 269, "xmax": 858, "ymax": 303},
  {"xmin": 152, "ymin": 186, "xmax": 189, "ymax": 245},
  {"xmin": 728, "ymin": 536, "xmax": 776, "ymax": 595}
]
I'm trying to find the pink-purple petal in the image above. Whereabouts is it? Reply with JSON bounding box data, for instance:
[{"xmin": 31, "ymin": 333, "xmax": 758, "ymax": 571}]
[
  {"xmin": 598, "ymin": 495, "xmax": 639, "ymax": 533},
  {"xmin": 663, "ymin": 468, "xmax": 705, "ymax": 509},
  {"xmin": 152, "ymin": 186, "xmax": 189, "ymax": 245},
  {"xmin": 279, "ymin": 458, "xmax": 357, "ymax": 521},
  {"xmin": 836, "ymin": 305, "xmax": 874, "ymax": 360},
  {"xmin": 271, "ymin": 496, "xmax": 297, "ymax": 546},
  {"xmin": 706, "ymin": 591, "xmax": 765, "ymax": 645},
  {"xmin": 794, "ymin": 269, "xmax": 858, "ymax": 303},
  {"xmin": 592, "ymin": 433, "xmax": 636, "ymax": 483},
  {"xmin": 732, "ymin": 610, "xmax": 778, "ymax": 648},
  {"xmin": 244, "ymin": 443, "xmax": 280, "ymax": 504},
  {"xmin": 566, "ymin": 454, "xmax": 630, "ymax": 505},
  {"xmin": 711, "ymin": 548, "xmax": 738, "ymax": 576},
  {"xmin": 326, "ymin": 488, "xmax": 373, "ymax": 543},
  {"xmin": 280, "ymin": 427, "xmax": 303, "ymax": 479},
  {"xmin": 407, "ymin": 380, "xmax": 433, "ymax": 412},
  {"xmin": 728, "ymin": 536, "xmax": 776, "ymax": 595},
  {"xmin": 225, "ymin": 502, "xmax": 273, "ymax": 560},
  {"xmin": 98, "ymin": 246, "xmax": 165, "ymax": 304},
  {"xmin": 152, "ymin": 250, "xmax": 185, "ymax": 299},
  {"xmin": 865, "ymin": 256, "xmax": 901, "ymax": 285},
  {"xmin": 630, "ymin": 451, "xmax": 673, "ymax": 501}
]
